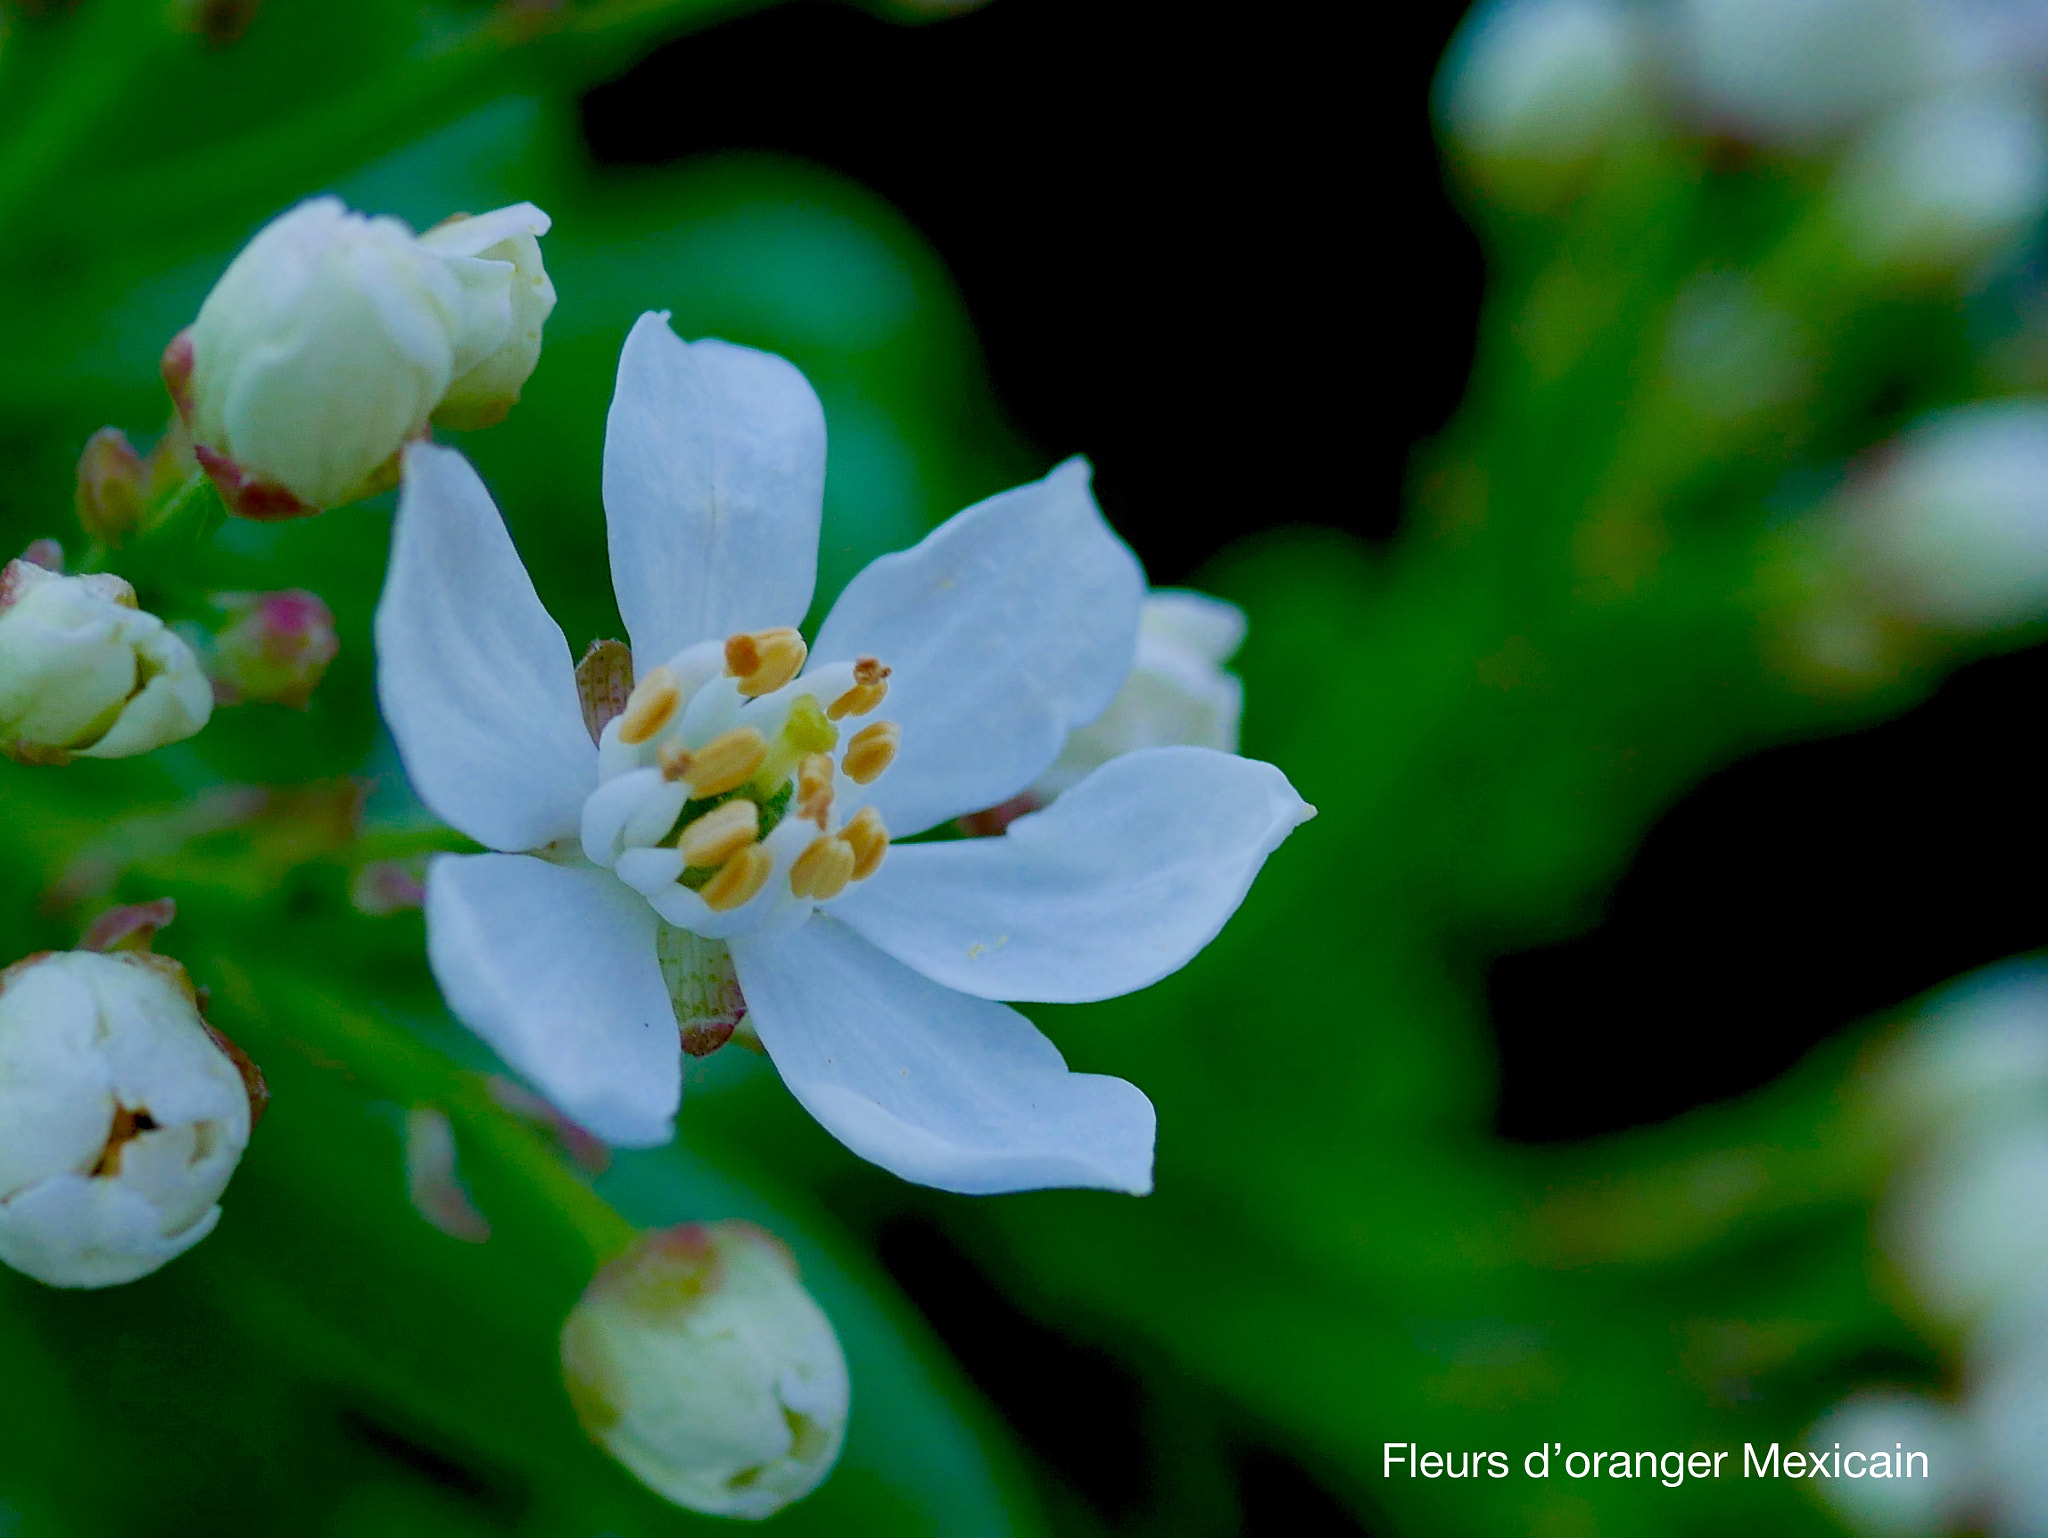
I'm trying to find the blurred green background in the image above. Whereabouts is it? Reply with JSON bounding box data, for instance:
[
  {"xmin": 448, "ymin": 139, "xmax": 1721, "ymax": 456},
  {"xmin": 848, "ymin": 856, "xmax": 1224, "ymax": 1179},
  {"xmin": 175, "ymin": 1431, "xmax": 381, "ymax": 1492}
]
[{"xmin": 6, "ymin": 1, "xmax": 2047, "ymax": 1533}]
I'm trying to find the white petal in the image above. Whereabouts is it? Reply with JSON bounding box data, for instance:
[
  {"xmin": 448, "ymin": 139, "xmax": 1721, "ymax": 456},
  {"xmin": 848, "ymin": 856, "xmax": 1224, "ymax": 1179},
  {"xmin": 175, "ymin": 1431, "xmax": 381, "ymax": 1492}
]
[
  {"xmin": 834, "ymin": 746, "xmax": 1311, "ymax": 1002},
  {"xmin": 415, "ymin": 202, "xmax": 552, "ymax": 258},
  {"xmin": 812, "ymin": 458, "xmax": 1144, "ymax": 835},
  {"xmin": 1142, "ymin": 589, "xmax": 1246, "ymax": 664},
  {"xmin": 377, "ymin": 444, "xmax": 594, "ymax": 851},
  {"xmin": 730, "ymin": 916, "xmax": 1155, "ymax": 1194},
  {"xmin": 602, "ymin": 314, "xmax": 826, "ymax": 668},
  {"xmin": 0, "ymin": 1175, "xmax": 219, "ymax": 1290},
  {"xmin": 425, "ymin": 853, "xmax": 679, "ymax": 1147}
]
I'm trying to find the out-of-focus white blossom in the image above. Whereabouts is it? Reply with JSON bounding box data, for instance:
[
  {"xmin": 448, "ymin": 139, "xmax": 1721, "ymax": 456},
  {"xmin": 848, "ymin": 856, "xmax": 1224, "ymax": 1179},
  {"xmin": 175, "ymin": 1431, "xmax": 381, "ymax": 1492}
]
[
  {"xmin": 1436, "ymin": 0, "xmax": 1645, "ymax": 189},
  {"xmin": 0, "ymin": 558, "xmax": 212, "ymax": 763},
  {"xmin": 1675, "ymin": 0, "xmax": 1941, "ymax": 143},
  {"xmin": 1834, "ymin": 400, "xmax": 2048, "ymax": 633},
  {"xmin": 0, "ymin": 949, "xmax": 255, "ymax": 1289},
  {"xmin": 172, "ymin": 197, "xmax": 554, "ymax": 514},
  {"xmin": 1032, "ymin": 590, "xmax": 1246, "ymax": 800},
  {"xmin": 560, "ymin": 1222, "xmax": 848, "ymax": 1520},
  {"xmin": 1809, "ymin": 1390, "xmax": 1980, "ymax": 1537},
  {"xmin": 1832, "ymin": 87, "xmax": 2048, "ymax": 273}
]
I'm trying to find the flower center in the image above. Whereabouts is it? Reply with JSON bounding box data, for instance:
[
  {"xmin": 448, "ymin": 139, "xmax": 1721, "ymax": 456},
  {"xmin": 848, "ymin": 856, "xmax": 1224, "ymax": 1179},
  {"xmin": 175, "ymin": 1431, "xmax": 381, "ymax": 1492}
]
[{"xmin": 579, "ymin": 631, "xmax": 897, "ymax": 932}]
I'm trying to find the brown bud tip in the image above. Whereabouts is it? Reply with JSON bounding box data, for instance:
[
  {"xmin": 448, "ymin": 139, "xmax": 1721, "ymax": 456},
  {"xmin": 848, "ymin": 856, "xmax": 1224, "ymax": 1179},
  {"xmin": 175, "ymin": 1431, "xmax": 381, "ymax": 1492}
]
[
  {"xmin": 80, "ymin": 898, "xmax": 178, "ymax": 954},
  {"xmin": 193, "ymin": 443, "xmax": 317, "ymax": 522},
  {"xmin": 161, "ymin": 330, "xmax": 197, "ymax": 418},
  {"xmin": 75, "ymin": 428, "xmax": 147, "ymax": 545},
  {"xmin": 20, "ymin": 538, "xmax": 63, "ymax": 573}
]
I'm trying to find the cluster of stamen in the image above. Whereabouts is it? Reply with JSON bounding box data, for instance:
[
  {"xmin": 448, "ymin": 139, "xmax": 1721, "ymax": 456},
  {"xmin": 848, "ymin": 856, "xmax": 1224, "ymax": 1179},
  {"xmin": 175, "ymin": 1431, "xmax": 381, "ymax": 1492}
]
[{"xmin": 605, "ymin": 636, "xmax": 903, "ymax": 914}]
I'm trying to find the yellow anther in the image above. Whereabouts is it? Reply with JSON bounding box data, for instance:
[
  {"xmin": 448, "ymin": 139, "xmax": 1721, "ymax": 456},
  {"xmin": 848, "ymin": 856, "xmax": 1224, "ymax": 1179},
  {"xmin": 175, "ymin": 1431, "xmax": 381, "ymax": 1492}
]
[
  {"xmin": 681, "ymin": 726, "xmax": 768, "ymax": 797},
  {"xmin": 797, "ymin": 753, "xmax": 835, "ymax": 828},
  {"xmin": 841, "ymin": 805, "xmax": 889, "ymax": 881},
  {"xmin": 657, "ymin": 743, "xmax": 694, "ymax": 782},
  {"xmin": 701, "ymin": 843, "xmax": 773, "ymax": 912},
  {"xmin": 842, "ymin": 720, "xmax": 900, "ymax": 784},
  {"xmin": 616, "ymin": 665, "xmax": 682, "ymax": 745},
  {"xmin": 789, "ymin": 833, "xmax": 857, "ymax": 901},
  {"xmin": 725, "ymin": 627, "xmax": 807, "ymax": 697},
  {"xmin": 677, "ymin": 798, "xmax": 759, "ymax": 869},
  {"xmin": 827, "ymin": 657, "xmax": 892, "ymax": 720}
]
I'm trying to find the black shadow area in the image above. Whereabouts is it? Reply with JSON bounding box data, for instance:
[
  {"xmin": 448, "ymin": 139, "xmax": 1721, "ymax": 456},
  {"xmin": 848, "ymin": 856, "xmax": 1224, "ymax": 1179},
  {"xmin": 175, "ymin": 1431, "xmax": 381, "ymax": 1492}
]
[
  {"xmin": 582, "ymin": 0, "xmax": 1483, "ymax": 581},
  {"xmin": 1491, "ymin": 643, "xmax": 2048, "ymax": 1142}
]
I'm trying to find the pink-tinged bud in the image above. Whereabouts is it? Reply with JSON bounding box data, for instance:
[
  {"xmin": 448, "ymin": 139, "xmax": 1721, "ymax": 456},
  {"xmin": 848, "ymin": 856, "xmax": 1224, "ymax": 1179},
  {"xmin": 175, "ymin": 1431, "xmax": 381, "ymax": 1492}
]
[
  {"xmin": 75, "ymin": 429, "xmax": 149, "ymax": 545},
  {"xmin": 80, "ymin": 898, "xmax": 179, "ymax": 955},
  {"xmin": 350, "ymin": 859, "xmax": 426, "ymax": 916},
  {"xmin": 190, "ymin": 441, "xmax": 317, "ymax": 523},
  {"xmin": 205, "ymin": 589, "xmax": 338, "ymax": 708},
  {"xmin": 18, "ymin": 540, "xmax": 62, "ymax": 573}
]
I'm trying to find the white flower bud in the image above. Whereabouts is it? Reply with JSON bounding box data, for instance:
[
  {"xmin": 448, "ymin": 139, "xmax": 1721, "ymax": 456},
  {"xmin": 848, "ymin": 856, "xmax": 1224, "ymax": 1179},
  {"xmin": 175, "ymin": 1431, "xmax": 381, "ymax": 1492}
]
[
  {"xmin": 1807, "ymin": 1391, "xmax": 1980, "ymax": 1536},
  {"xmin": 561, "ymin": 1222, "xmax": 849, "ymax": 1520},
  {"xmin": 419, "ymin": 206, "xmax": 558, "ymax": 431},
  {"xmin": 1436, "ymin": 0, "xmax": 1645, "ymax": 194},
  {"xmin": 1835, "ymin": 400, "xmax": 2048, "ymax": 632},
  {"xmin": 0, "ymin": 950, "xmax": 256, "ymax": 1288},
  {"xmin": 1034, "ymin": 590, "xmax": 1246, "ymax": 800},
  {"xmin": 0, "ymin": 559, "xmax": 212, "ymax": 764},
  {"xmin": 1675, "ymin": 0, "xmax": 1940, "ymax": 144},
  {"xmin": 175, "ymin": 196, "xmax": 553, "ymax": 512},
  {"xmin": 1833, "ymin": 86, "xmax": 2048, "ymax": 273}
]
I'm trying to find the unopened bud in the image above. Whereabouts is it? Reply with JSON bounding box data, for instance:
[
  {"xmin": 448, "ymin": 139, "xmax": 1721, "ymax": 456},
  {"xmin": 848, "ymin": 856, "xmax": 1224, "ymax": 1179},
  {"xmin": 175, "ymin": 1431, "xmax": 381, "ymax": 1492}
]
[
  {"xmin": 419, "ymin": 207, "xmax": 559, "ymax": 431},
  {"xmin": 177, "ymin": 196, "xmax": 553, "ymax": 512},
  {"xmin": 1834, "ymin": 400, "xmax": 2048, "ymax": 633},
  {"xmin": 561, "ymin": 1222, "xmax": 848, "ymax": 1519},
  {"xmin": 1833, "ymin": 87, "xmax": 2048, "ymax": 275},
  {"xmin": 0, "ymin": 948, "xmax": 258, "ymax": 1288},
  {"xmin": 75, "ymin": 428, "xmax": 148, "ymax": 545},
  {"xmin": 1675, "ymin": 0, "xmax": 1937, "ymax": 145},
  {"xmin": 204, "ymin": 589, "xmax": 338, "ymax": 708},
  {"xmin": 1033, "ymin": 590, "xmax": 1246, "ymax": 801},
  {"xmin": 0, "ymin": 561, "xmax": 212, "ymax": 763},
  {"xmin": 1435, "ymin": 0, "xmax": 1645, "ymax": 203}
]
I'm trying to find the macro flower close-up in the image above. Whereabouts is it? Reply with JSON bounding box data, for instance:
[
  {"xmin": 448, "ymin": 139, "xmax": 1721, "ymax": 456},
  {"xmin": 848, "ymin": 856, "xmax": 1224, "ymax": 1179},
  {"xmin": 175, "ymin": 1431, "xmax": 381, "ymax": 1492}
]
[
  {"xmin": 20, "ymin": 1, "xmax": 2048, "ymax": 1533},
  {"xmin": 376, "ymin": 312, "xmax": 1313, "ymax": 1193}
]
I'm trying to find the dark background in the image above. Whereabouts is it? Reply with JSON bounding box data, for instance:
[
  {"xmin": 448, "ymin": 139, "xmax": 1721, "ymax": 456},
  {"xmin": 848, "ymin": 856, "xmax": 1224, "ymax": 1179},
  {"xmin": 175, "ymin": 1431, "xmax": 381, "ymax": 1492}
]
[{"xmin": 582, "ymin": 0, "xmax": 2047, "ymax": 1527}]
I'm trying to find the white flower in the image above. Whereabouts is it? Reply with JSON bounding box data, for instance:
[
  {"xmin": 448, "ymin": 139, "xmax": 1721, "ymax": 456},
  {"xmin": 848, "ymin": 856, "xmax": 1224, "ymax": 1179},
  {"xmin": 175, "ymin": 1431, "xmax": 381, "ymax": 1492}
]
[
  {"xmin": 1675, "ymin": 0, "xmax": 1941, "ymax": 143},
  {"xmin": 1836, "ymin": 400, "xmax": 2048, "ymax": 632},
  {"xmin": 1031, "ymin": 589, "xmax": 1246, "ymax": 801},
  {"xmin": 0, "ymin": 950, "xmax": 254, "ymax": 1288},
  {"xmin": 1807, "ymin": 1391, "xmax": 1979, "ymax": 1537},
  {"xmin": 0, "ymin": 559, "xmax": 212, "ymax": 763},
  {"xmin": 375, "ymin": 313, "xmax": 1314, "ymax": 1193},
  {"xmin": 560, "ymin": 1222, "xmax": 848, "ymax": 1519},
  {"xmin": 174, "ymin": 196, "xmax": 554, "ymax": 512},
  {"xmin": 1832, "ymin": 85, "xmax": 2048, "ymax": 273},
  {"xmin": 1436, "ymin": 0, "xmax": 1645, "ymax": 169}
]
